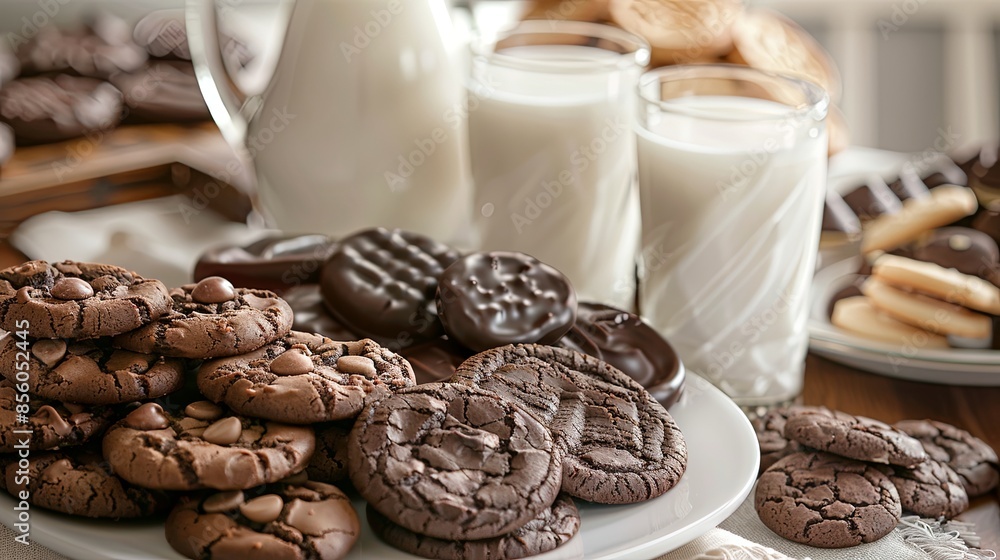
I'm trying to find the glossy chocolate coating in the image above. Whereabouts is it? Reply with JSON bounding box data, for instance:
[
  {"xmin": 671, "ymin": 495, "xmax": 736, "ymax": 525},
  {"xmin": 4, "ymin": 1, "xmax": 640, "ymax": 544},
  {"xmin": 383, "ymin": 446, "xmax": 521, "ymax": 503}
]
[
  {"xmin": 111, "ymin": 60, "xmax": 209, "ymax": 123},
  {"xmin": 557, "ymin": 302, "xmax": 685, "ymax": 409},
  {"xmin": 194, "ymin": 234, "xmax": 336, "ymax": 294},
  {"xmin": 842, "ymin": 181, "xmax": 902, "ymax": 221},
  {"xmin": 280, "ymin": 285, "xmax": 357, "ymax": 341},
  {"xmin": 436, "ymin": 252, "xmax": 577, "ymax": 353},
  {"xmin": 912, "ymin": 227, "xmax": 999, "ymax": 280},
  {"xmin": 399, "ymin": 337, "xmax": 471, "ymax": 385}
]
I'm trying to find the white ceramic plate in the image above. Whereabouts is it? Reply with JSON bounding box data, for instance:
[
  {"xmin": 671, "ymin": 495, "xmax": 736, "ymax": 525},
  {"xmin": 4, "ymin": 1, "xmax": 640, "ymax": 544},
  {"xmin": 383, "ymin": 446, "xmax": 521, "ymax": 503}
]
[
  {"xmin": 809, "ymin": 256, "xmax": 1000, "ymax": 385},
  {"xmin": 0, "ymin": 374, "xmax": 758, "ymax": 560}
]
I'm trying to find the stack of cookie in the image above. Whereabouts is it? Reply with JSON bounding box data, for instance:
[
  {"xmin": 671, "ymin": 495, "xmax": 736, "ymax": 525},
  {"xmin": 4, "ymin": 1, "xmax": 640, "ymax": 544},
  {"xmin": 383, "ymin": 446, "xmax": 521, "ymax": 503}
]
[{"xmin": 753, "ymin": 406, "xmax": 998, "ymax": 548}]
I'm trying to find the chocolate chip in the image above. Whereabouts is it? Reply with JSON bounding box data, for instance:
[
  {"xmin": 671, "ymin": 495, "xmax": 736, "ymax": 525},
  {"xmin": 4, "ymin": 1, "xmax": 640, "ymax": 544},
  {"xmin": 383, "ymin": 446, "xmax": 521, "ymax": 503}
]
[
  {"xmin": 125, "ymin": 403, "xmax": 171, "ymax": 431},
  {"xmin": 16, "ymin": 286, "xmax": 32, "ymax": 303},
  {"xmin": 201, "ymin": 416, "xmax": 242, "ymax": 445},
  {"xmin": 191, "ymin": 276, "xmax": 236, "ymax": 304},
  {"xmin": 36, "ymin": 405, "xmax": 73, "ymax": 436},
  {"xmin": 50, "ymin": 278, "xmax": 95, "ymax": 300},
  {"xmin": 202, "ymin": 490, "xmax": 245, "ymax": 513},
  {"xmin": 269, "ymin": 350, "xmax": 314, "ymax": 376},
  {"xmin": 240, "ymin": 494, "xmax": 283, "ymax": 523},
  {"xmin": 31, "ymin": 339, "xmax": 67, "ymax": 366},
  {"xmin": 184, "ymin": 401, "xmax": 224, "ymax": 421},
  {"xmin": 337, "ymin": 355, "xmax": 376, "ymax": 377}
]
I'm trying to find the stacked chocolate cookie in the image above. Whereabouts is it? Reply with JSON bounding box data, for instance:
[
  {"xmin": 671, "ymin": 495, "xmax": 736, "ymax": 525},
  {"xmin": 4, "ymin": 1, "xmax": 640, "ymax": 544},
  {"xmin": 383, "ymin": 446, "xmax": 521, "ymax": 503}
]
[{"xmin": 752, "ymin": 406, "xmax": 998, "ymax": 548}]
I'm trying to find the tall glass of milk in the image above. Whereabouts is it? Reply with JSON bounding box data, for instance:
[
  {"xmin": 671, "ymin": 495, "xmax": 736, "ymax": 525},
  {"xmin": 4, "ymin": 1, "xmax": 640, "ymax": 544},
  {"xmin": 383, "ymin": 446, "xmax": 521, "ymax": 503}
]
[
  {"xmin": 468, "ymin": 22, "xmax": 650, "ymax": 310},
  {"xmin": 635, "ymin": 64, "xmax": 829, "ymax": 407}
]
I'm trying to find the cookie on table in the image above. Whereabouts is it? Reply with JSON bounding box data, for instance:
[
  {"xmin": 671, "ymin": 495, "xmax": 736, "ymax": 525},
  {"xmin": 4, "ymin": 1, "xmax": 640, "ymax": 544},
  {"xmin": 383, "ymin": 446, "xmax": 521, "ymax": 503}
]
[
  {"xmin": 0, "ymin": 380, "xmax": 113, "ymax": 453},
  {"xmin": 319, "ymin": 228, "xmax": 460, "ymax": 350},
  {"xmin": 894, "ymin": 419, "xmax": 999, "ymax": 497},
  {"xmin": 3, "ymin": 446, "xmax": 172, "ymax": 518},
  {"xmin": 0, "ymin": 336, "xmax": 183, "ymax": 405},
  {"xmin": 752, "ymin": 406, "xmax": 830, "ymax": 474},
  {"xmin": 755, "ymin": 451, "xmax": 901, "ymax": 548},
  {"xmin": 166, "ymin": 481, "xmax": 358, "ymax": 560},
  {"xmin": 307, "ymin": 422, "xmax": 351, "ymax": 484},
  {"xmin": 783, "ymin": 408, "xmax": 926, "ymax": 468},
  {"xmin": 348, "ymin": 382, "xmax": 563, "ymax": 541},
  {"xmin": 197, "ymin": 333, "xmax": 415, "ymax": 424},
  {"xmin": 367, "ymin": 493, "xmax": 581, "ymax": 560},
  {"xmin": 102, "ymin": 401, "xmax": 314, "ymax": 490},
  {"xmin": 113, "ymin": 276, "xmax": 293, "ymax": 359},
  {"xmin": 452, "ymin": 344, "xmax": 687, "ymax": 504},
  {"xmin": 0, "ymin": 260, "xmax": 171, "ymax": 339},
  {"xmin": 890, "ymin": 460, "xmax": 968, "ymax": 519},
  {"xmin": 862, "ymin": 185, "xmax": 978, "ymax": 254}
]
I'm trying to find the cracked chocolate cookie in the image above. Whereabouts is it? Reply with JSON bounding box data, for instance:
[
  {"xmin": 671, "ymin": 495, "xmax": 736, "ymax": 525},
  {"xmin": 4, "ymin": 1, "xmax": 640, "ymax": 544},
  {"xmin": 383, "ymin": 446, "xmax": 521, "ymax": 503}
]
[
  {"xmin": 894, "ymin": 419, "xmax": 999, "ymax": 497},
  {"xmin": 113, "ymin": 276, "xmax": 293, "ymax": 359},
  {"xmin": 348, "ymin": 382, "xmax": 563, "ymax": 541},
  {"xmin": 3, "ymin": 446, "xmax": 172, "ymax": 518},
  {"xmin": 753, "ymin": 406, "xmax": 829, "ymax": 474},
  {"xmin": 783, "ymin": 409, "xmax": 926, "ymax": 468},
  {"xmin": 0, "ymin": 380, "xmax": 113, "ymax": 452},
  {"xmin": 0, "ymin": 336, "xmax": 184, "ymax": 405},
  {"xmin": 0, "ymin": 260, "xmax": 171, "ymax": 339},
  {"xmin": 319, "ymin": 228, "xmax": 460, "ymax": 350},
  {"xmin": 755, "ymin": 451, "xmax": 902, "ymax": 548},
  {"xmin": 307, "ymin": 422, "xmax": 351, "ymax": 484},
  {"xmin": 196, "ymin": 333, "xmax": 415, "ymax": 424},
  {"xmin": 367, "ymin": 493, "xmax": 581, "ymax": 560},
  {"xmin": 102, "ymin": 401, "xmax": 314, "ymax": 490},
  {"xmin": 166, "ymin": 481, "xmax": 359, "ymax": 560},
  {"xmin": 889, "ymin": 459, "xmax": 968, "ymax": 519},
  {"xmin": 452, "ymin": 344, "xmax": 687, "ymax": 505}
]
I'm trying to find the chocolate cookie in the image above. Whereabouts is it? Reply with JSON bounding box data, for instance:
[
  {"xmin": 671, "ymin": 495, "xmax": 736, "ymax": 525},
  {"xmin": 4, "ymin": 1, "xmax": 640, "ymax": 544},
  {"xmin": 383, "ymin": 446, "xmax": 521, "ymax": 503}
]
[
  {"xmin": 282, "ymin": 285, "xmax": 357, "ymax": 341},
  {"xmin": 307, "ymin": 422, "xmax": 351, "ymax": 484},
  {"xmin": 16, "ymin": 17, "xmax": 147, "ymax": 78},
  {"xmin": 3, "ymin": 446, "xmax": 172, "ymax": 518},
  {"xmin": 348, "ymin": 382, "xmax": 563, "ymax": 541},
  {"xmin": 557, "ymin": 302, "xmax": 685, "ymax": 408},
  {"xmin": 367, "ymin": 493, "xmax": 581, "ymax": 560},
  {"xmin": 753, "ymin": 406, "xmax": 830, "ymax": 474},
  {"xmin": 103, "ymin": 401, "xmax": 314, "ymax": 490},
  {"xmin": 0, "ymin": 380, "xmax": 113, "ymax": 452},
  {"xmin": 912, "ymin": 227, "xmax": 999, "ymax": 280},
  {"xmin": 894, "ymin": 419, "xmax": 999, "ymax": 497},
  {"xmin": 0, "ymin": 260, "xmax": 171, "ymax": 339},
  {"xmin": 111, "ymin": 60, "xmax": 209, "ymax": 123},
  {"xmin": 113, "ymin": 276, "xmax": 293, "ymax": 359},
  {"xmin": 166, "ymin": 481, "xmax": 359, "ymax": 560},
  {"xmin": 842, "ymin": 182, "xmax": 902, "ymax": 222},
  {"xmin": 399, "ymin": 337, "xmax": 471, "ymax": 385},
  {"xmin": 0, "ymin": 75, "xmax": 123, "ymax": 145},
  {"xmin": 320, "ymin": 228, "xmax": 460, "ymax": 350},
  {"xmin": 890, "ymin": 460, "xmax": 968, "ymax": 519},
  {"xmin": 436, "ymin": 252, "xmax": 577, "ymax": 352},
  {"xmin": 452, "ymin": 344, "xmax": 687, "ymax": 504},
  {"xmin": 0, "ymin": 336, "xmax": 184, "ymax": 405},
  {"xmin": 196, "ymin": 235, "xmax": 338, "ymax": 294},
  {"xmin": 755, "ymin": 451, "xmax": 901, "ymax": 548},
  {"xmin": 783, "ymin": 408, "xmax": 927, "ymax": 468},
  {"xmin": 196, "ymin": 333, "xmax": 415, "ymax": 424}
]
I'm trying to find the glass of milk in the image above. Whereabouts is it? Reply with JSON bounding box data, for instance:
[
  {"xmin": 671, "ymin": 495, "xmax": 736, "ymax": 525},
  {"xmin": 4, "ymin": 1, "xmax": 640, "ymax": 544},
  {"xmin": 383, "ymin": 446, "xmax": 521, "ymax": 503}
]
[
  {"xmin": 467, "ymin": 21, "xmax": 650, "ymax": 310},
  {"xmin": 635, "ymin": 64, "xmax": 829, "ymax": 407}
]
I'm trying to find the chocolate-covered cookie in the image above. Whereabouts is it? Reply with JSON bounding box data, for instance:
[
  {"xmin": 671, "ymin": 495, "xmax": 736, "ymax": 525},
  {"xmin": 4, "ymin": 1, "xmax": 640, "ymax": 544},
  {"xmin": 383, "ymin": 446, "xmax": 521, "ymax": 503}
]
[
  {"xmin": 166, "ymin": 481, "xmax": 359, "ymax": 560},
  {"xmin": 437, "ymin": 252, "xmax": 577, "ymax": 352},
  {"xmin": 886, "ymin": 173, "xmax": 930, "ymax": 201},
  {"xmin": 3, "ymin": 446, "xmax": 172, "ymax": 518},
  {"xmin": 890, "ymin": 460, "xmax": 968, "ymax": 519},
  {"xmin": 348, "ymin": 382, "xmax": 562, "ymax": 541},
  {"xmin": 894, "ymin": 419, "xmax": 999, "ymax": 497},
  {"xmin": 755, "ymin": 451, "xmax": 901, "ymax": 548},
  {"xmin": 367, "ymin": 493, "xmax": 581, "ymax": 560},
  {"xmin": 197, "ymin": 333, "xmax": 415, "ymax": 424},
  {"xmin": 17, "ymin": 17, "xmax": 147, "ymax": 78},
  {"xmin": 195, "ymin": 234, "xmax": 337, "ymax": 294},
  {"xmin": 912, "ymin": 227, "xmax": 999, "ymax": 280},
  {"xmin": 0, "ymin": 380, "xmax": 113, "ymax": 452},
  {"xmin": 842, "ymin": 182, "xmax": 902, "ymax": 222},
  {"xmin": 282, "ymin": 285, "xmax": 357, "ymax": 341},
  {"xmin": 557, "ymin": 302, "xmax": 685, "ymax": 408},
  {"xmin": 307, "ymin": 422, "xmax": 351, "ymax": 484},
  {"xmin": 113, "ymin": 276, "xmax": 293, "ymax": 359},
  {"xmin": 399, "ymin": 337, "xmax": 471, "ymax": 385},
  {"xmin": 132, "ymin": 9, "xmax": 253, "ymax": 68},
  {"xmin": 0, "ymin": 336, "xmax": 183, "ymax": 405},
  {"xmin": 320, "ymin": 228, "xmax": 460, "ymax": 350},
  {"xmin": 972, "ymin": 201, "xmax": 1000, "ymax": 247},
  {"xmin": 0, "ymin": 260, "xmax": 170, "ymax": 339},
  {"xmin": 103, "ymin": 401, "xmax": 314, "ymax": 490},
  {"xmin": 111, "ymin": 60, "xmax": 209, "ymax": 123},
  {"xmin": 784, "ymin": 408, "xmax": 926, "ymax": 468},
  {"xmin": 452, "ymin": 344, "xmax": 687, "ymax": 504}
]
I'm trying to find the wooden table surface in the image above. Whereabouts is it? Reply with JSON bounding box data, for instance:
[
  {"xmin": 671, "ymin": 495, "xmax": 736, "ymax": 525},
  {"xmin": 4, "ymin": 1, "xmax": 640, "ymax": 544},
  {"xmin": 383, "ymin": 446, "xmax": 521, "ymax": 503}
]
[{"xmin": 0, "ymin": 239, "xmax": 997, "ymax": 555}]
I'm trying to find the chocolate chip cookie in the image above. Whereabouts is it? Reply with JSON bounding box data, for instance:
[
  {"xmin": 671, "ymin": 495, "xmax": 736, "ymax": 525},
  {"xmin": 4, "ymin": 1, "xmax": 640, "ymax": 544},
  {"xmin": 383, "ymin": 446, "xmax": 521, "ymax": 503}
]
[
  {"xmin": 0, "ymin": 260, "xmax": 171, "ymax": 339},
  {"xmin": 3, "ymin": 446, "xmax": 172, "ymax": 518},
  {"xmin": 890, "ymin": 460, "xmax": 968, "ymax": 519},
  {"xmin": 894, "ymin": 419, "xmax": 999, "ymax": 497},
  {"xmin": 166, "ymin": 481, "xmax": 359, "ymax": 560},
  {"xmin": 113, "ymin": 276, "xmax": 293, "ymax": 359},
  {"xmin": 196, "ymin": 333, "xmax": 415, "ymax": 424},
  {"xmin": 320, "ymin": 228, "xmax": 460, "ymax": 350},
  {"xmin": 452, "ymin": 344, "xmax": 687, "ymax": 504},
  {"xmin": 436, "ymin": 252, "xmax": 577, "ymax": 352},
  {"xmin": 783, "ymin": 408, "xmax": 927, "ymax": 468},
  {"xmin": 756, "ymin": 451, "xmax": 902, "ymax": 548},
  {"xmin": 307, "ymin": 422, "xmax": 351, "ymax": 484},
  {"xmin": 0, "ymin": 336, "xmax": 184, "ymax": 405},
  {"xmin": 0, "ymin": 379, "xmax": 113, "ymax": 452},
  {"xmin": 348, "ymin": 382, "xmax": 563, "ymax": 541},
  {"xmin": 368, "ymin": 493, "xmax": 581, "ymax": 560},
  {"xmin": 102, "ymin": 401, "xmax": 314, "ymax": 490}
]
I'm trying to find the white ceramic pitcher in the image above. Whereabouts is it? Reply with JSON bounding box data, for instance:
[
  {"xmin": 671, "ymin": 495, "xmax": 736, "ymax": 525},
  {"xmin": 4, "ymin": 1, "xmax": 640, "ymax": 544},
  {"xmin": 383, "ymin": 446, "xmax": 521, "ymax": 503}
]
[{"xmin": 186, "ymin": 0, "xmax": 471, "ymax": 242}]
